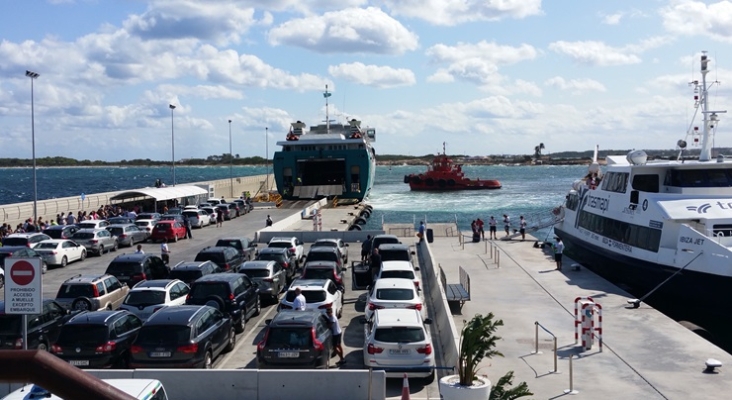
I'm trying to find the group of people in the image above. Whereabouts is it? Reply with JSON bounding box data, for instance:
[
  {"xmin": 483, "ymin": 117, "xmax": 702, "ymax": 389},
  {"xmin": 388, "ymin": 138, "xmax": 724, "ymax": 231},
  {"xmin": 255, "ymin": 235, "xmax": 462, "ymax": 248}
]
[{"xmin": 466, "ymin": 215, "xmax": 528, "ymax": 241}]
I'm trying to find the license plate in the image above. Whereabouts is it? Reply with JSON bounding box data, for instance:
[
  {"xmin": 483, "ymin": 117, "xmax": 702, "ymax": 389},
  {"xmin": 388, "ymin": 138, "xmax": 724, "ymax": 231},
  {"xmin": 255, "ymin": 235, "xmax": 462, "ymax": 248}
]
[
  {"xmin": 389, "ymin": 349, "xmax": 410, "ymax": 355},
  {"xmin": 278, "ymin": 352, "xmax": 299, "ymax": 358},
  {"xmin": 69, "ymin": 360, "xmax": 89, "ymax": 366},
  {"xmin": 150, "ymin": 352, "xmax": 171, "ymax": 358}
]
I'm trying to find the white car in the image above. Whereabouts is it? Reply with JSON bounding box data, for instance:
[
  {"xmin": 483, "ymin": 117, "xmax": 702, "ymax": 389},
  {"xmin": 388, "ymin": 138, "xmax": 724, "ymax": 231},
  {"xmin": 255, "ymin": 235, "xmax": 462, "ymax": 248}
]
[
  {"xmin": 201, "ymin": 206, "xmax": 219, "ymax": 224},
  {"xmin": 118, "ymin": 279, "xmax": 190, "ymax": 321},
  {"xmin": 376, "ymin": 260, "xmax": 421, "ymax": 292},
  {"xmin": 134, "ymin": 219, "xmax": 157, "ymax": 235},
  {"xmin": 279, "ymin": 278, "xmax": 343, "ymax": 318},
  {"xmin": 33, "ymin": 239, "xmax": 87, "ymax": 267},
  {"xmin": 268, "ymin": 236, "xmax": 304, "ymax": 262},
  {"xmin": 311, "ymin": 238, "xmax": 349, "ymax": 263},
  {"xmin": 365, "ymin": 278, "xmax": 422, "ymax": 320},
  {"xmin": 76, "ymin": 220, "xmax": 111, "ymax": 230},
  {"xmin": 182, "ymin": 209, "xmax": 210, "ymax": 228},
  {"xmin": 362, "ymin": 308, "xmax": 435, "ymax": 382}
]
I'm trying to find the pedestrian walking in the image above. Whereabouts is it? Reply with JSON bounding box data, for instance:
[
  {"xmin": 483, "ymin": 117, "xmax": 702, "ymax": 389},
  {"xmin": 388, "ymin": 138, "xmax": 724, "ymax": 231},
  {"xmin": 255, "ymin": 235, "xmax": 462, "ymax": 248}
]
[
  {"xmin": 160, "ymin": 238, "xmax": 171, "ymax": 265},
  {"xmin": 216, "ymin": 208, "xmax": 224, "ymax": 228},
  {"xmin": 476, "ymin": 218, "xmax": 485, "ymax": 240},
  {"xmin": 326, "ymin": 307, "xmax": 345, "ymax": 365},
  {"xmin": 519, "ymin": 216, "xmax": 527, "ymax": 241},
  {"xmin": 361, "ymin": 234, "xmax": 372, "ymax": 262},
  {"xmin": 503, "ymin": 214, "xmax": 510, "ymax": 238},
  {"xmin": 553, "ymin": 237, "xmax": 564, "ymax": 270},
  {"xmin": 266, "ymin": 215, "xmax": 273, "ymax": 227},
  {"xmin": 418, "ymin": 221, "xmax": 425, "ymax": 243},
  {"xmin": 488, "ymin": 216, "xmax": 497, "ymax": 240},
  {"xmin": 293, "ymin": 287, "xmax": 307, "ymax": 311},
  {"xmin": 135, "ymin": 244, "xmax": 144, "ymax": 254},
  {"xmin": 183, "ymin": 214, "xmax": 193, "ymax": 239}
]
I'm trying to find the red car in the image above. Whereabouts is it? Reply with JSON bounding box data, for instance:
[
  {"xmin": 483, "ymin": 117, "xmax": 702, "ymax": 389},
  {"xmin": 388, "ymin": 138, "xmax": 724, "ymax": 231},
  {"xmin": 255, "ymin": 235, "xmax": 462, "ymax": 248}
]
[{"xmin": 150, "ymin": 220, "xmax": 187, "ymax": 242}]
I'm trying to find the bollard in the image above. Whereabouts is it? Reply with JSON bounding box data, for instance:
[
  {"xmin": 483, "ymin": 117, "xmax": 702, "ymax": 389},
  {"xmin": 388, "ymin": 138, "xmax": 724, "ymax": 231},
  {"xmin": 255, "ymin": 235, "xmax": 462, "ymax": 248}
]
[
  {"xmin": 489, "ymin": 242, "xmax": 493, "ymax": 258},
  {"xmin": 553, "ymin": 337, "xmax": 558, "ymax": 373},
  {"xmin": 496, "ymin": 250, "xmax": 500, "ymax": 268},
  {"xmin": 485, "ymin": 240, "xmax": 488, "ymax": 254},
  {"xmin": 532, "ymin": 322, "xmax": 542, "ymax": 354},
  {"xmin": 368, "ymin": 367, "xmax": 373, "ymax": 400},
  {"xmin": 564, "ymin": 355, "xmax": 579, "ymax": 395},
  {"xmin": 461, "ymin": 235, "xmax": 465, "ymax": 250}
]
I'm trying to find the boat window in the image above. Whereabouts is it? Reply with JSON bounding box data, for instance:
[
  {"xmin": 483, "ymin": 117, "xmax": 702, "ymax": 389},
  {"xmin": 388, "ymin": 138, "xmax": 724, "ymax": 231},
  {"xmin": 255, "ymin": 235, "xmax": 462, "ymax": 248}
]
[
  {"xmin": 565, "ymin": 192, "xmax": 579, "ymax": 211},
  {"xmin": 665, "ymin": 169, "xmax": 732, "ymax": 187},
  {"xmin": 713, "ymin": 224, "xmax": 732, "ymax": 237},
  {"xmin": 631, "ymin": 174, "xmax": 659, "ymax": 193},
  {"xmin": 577, "ymin": 210, "xmax": 660, "ymax": 252},
  {"xmin": 600, "ymin": 172, "xmax": 628, "ymax": 193}
]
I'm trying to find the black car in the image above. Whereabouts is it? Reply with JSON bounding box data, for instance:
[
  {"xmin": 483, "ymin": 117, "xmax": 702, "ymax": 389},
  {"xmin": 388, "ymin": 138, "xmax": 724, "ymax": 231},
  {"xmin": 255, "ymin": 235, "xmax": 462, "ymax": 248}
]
[
  {"xmin": 106, "ymin": 253, "xmax": 170, "ymax": 288},
  {"xmin": 186, "ymin": 273, "xmax": 259, "ymax": 334},
  {"xmin": 377, "ymin": 243, "xmax": 415, "ymax": 263},
  {"xmin": 370, "ymin": 234, "xmax": 401, "ymax": 255},
  {"xmin": 51, "ymin": 310, "xmax": 143, "ymax": 369},
  {"xmin": 304, "ymin": 247, "xmax": 343, "ymax": 270},
  {"xmin": 255, "ymin": 247, "xmax": 297, "ymax": 283},
  {"xmin": 194, "ymin": 246, "xmax": 245, "ymax": 272},
  {"xmin": 42, "ymin": 225, "xmax": 79, "ymax": 240},
  {"xmin": 257, "ymin": 309, "xmax": 333, "ymax": 369},
  {"xmin": 0, "ymin": 246, "xmax": 48, "ymax": 274},
  {"xmin": 300, "ymin": 261, "xmax": 345, "ymax": 292},
  {"xmin": 130, "ymin": 306, "xmax": 235, "ymax": 369},
  {"xmin": 215, "ymin": 237, "xmax": 257, "ymax": 261},
  {"xmin": 0, "ymin": 299, "xmax": 77, "ymax": 351},
  {"xmin": 169, "ymin": 261, "xmax": 221, "ymax": 285}
]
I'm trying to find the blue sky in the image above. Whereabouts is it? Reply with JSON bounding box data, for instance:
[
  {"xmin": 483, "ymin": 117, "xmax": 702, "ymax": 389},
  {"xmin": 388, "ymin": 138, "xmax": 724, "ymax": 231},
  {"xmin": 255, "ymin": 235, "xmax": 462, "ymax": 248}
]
[{"xmin": 2, "ymin": 0, "xmax": 732, "ymax": 161}]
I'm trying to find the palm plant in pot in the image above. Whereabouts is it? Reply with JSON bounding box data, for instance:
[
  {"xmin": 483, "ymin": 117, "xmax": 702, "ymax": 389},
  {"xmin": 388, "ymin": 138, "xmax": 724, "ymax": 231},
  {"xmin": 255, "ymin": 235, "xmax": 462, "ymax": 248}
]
[{"xmin": 439, "ymin": 313, "xmax": 532, "ymax": 400}]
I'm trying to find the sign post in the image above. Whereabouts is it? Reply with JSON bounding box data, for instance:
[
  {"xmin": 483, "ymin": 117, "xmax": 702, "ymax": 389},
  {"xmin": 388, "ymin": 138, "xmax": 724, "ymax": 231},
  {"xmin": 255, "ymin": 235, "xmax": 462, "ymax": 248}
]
[{"xmin": 4, "ymin": 258, "xmax": 43, "ymax": 350}]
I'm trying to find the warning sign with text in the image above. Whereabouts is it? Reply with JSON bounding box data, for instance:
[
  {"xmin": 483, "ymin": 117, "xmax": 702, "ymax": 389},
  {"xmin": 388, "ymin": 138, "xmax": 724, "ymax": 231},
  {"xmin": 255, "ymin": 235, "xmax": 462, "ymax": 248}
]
[{"xmin": 4, "ymin": 258, "xmax": 42, "ymax": 314}]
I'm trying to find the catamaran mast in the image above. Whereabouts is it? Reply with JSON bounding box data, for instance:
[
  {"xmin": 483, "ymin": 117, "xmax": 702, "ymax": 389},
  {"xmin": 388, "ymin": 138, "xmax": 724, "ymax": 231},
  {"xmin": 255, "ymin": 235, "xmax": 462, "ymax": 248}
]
[
  {"xmin": 698, "ymin": 52, "xmax": 726, "ymax": 162},
  {"xmin": 324, "ymin": 85, "xmax": 332, "ymax": 134}
]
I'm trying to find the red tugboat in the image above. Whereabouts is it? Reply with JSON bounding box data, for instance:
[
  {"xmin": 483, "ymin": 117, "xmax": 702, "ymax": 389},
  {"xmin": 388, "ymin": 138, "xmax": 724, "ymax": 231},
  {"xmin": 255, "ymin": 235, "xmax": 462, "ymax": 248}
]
[{"xmin": 403, "ymin": 143, "xmax": 502, "ymax": 191}]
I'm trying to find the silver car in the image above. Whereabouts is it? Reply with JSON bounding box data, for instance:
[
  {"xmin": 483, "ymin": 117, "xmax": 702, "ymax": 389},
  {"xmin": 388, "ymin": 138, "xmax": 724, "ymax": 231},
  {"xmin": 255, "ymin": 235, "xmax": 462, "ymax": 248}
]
[
  {"xmin": 106, "ymin": 224, "xmax": 149, "ymax": 247},
  {"xmin": 182, "ymin": 209, "xmax": 210, "ymax": 228},
  {"xmin": 71, "ymin": 228, "xmax": 118, "ymax": 256},
  {"xmin": 236, "ymin": 260, "xmax": 286, "ymax": 304}
]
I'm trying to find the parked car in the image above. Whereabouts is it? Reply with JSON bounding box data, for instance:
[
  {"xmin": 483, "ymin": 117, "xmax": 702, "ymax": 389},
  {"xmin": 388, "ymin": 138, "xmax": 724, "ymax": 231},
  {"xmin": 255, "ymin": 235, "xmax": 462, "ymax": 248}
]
[
  {"xmin": 257, "ymin": 309, "xmax": 333, "ymax": 369},
  {"xmin": 54, "ymin": 274, "xmax": 130, "ymax": 311},
  {"xmin": 200, "ymin": 206, "xmax": 218, "ymax": 224},
  {"xmin": 1, "ymin": 232, "xmax": 51, "ymax": 249},
  {"xmin": 105, "ymin": 253, "xmax": 170, "ymax": 287},
  {"xmin": 185, "ymin": 273, "xmax": 259, "ymax": 334},
  {"xmin": 135, "ymin": 212, "xmax": 161, "ymax": 221},
  {"xmin": 365, "ymin": 278, "xmax": 422, "ymax": 320},
  {"xmin": 71, "ymin": 228, "xmax": 118, "ymax": 256},
  {"xmin": 119, "ymin": 279, "xmax": 189, "ymax": 321},
  {"xmin": 236, "ymin": 260, "xmax": 286, "ymax": 304},
  {"xmin": 279, "ymin": 278, "xmax": 343, "ymax": 318},
  {"xmin": 182, "ymin": 209, "xmax": 210, "ymax": 228},
  {"xmin": 232, "ymin": 199, "xmax": 249, "ymax": 214},
  {"xmin": 361, "ymin": 308, "xmax": 435, "ymax": 382},
  {"xmin": 378, "ymin": 243, "xmax": 415, "ymax": 263},
  {"xmin": 311, "ymin": 238, "xmax": 349, "ymax": 263},
  {"xmin": 130, "ymin": 305, "xmax": 235, "ymax": 369},
  {"xmin": 159, "ymin": 214, "xmax": 185, "ymax": 224},
  {"xmin": 303, "ymin": 247, "xmax": 343, "ymax": 271},
  {"xmin": 215, "ymin": 237, "xmax": 257, "ymax": 261},
  {"xmin": 108, "ymin": 216, "xmax": 136, "ymax": 225},
  {"xmin": 370, "ymin": 234, "xmax": 401, "ymax": 254},
  {"xmin": 150, "ymin": 220, "xmax": 187, "ymax": 242},
  {"xmin": 34, "ymin": 239, "xmax": 87, "ymax": 267},
  {"xmin": 215, "ymin": 204, "xmax": 234, "ymax": 220},
  {"xmin": 42, "ymin": 225, "xmax": 79, "ymax": 240},
  {"xmin": 169, "ymin": 261, "xmax": 220, "ymax": 285},
  {"xmin": 300, "ymin": 260, "xmax": 345, "ymax": 292},
  {"xmin": 51, "ymin": 310, "xmax": 142, "ymax": 369},
  {"xmin": 134, "ymin": 219, "xmax": 157, "ymax": 235},
  {"xmin": 3, "ymin": 379, "xmax": 169, "ymax": 400},
  {"xmin": 255, "ymin": 247, "xmax": 297, "ymax": 283},
  {"xmin": 107, "ymin": 224, "xmax": 149, "ymax": 247},
  {"xmin": 194, "ymin": 246, "xmax": 245, "ymax": 272},
  {"xmin": 77, "ymin": 220, "xmax": 111, "ymax": 230},
  {"xmin": 0, "ymin": 299, "xmax": 78, "ymax": 351},
  {"xmin": 206, "ymin": 198, "xmax": 222, "ymax": 205},
  {"xmin": 165, "ymin": 208, "xmax": 183, "ymax": 215},
  {"xmin": 268, "ymin": 236, "xmax": 304, "ymax": 263},
  {"xmin": 376, "ymin": 261, "xmax": 421, "ymax": 292},
  {"xmin": 0, "ymin": 246, "xmax": 48, "ymax": 274}
]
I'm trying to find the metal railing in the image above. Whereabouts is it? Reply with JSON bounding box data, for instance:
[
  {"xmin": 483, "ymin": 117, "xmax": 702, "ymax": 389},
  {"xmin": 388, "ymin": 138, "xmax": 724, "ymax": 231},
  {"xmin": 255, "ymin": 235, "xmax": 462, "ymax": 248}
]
[{"xmin": 532, "ymin": 321, "xmax": 558, "ymax": 373}]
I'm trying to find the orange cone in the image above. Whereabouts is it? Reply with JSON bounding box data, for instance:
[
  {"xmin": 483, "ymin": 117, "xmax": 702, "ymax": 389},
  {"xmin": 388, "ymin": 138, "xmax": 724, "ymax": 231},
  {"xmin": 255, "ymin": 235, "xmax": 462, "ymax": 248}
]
[{"xmin": 401, "ymin": 373, "xmax": 410, "ymax": 400}]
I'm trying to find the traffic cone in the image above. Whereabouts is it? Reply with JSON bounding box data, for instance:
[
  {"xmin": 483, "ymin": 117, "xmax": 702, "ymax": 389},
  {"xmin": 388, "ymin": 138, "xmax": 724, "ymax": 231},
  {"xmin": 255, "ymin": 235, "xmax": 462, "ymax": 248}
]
[{"xmin": 401, "ymin": 373, "xmax": 410, "ymax": 400}]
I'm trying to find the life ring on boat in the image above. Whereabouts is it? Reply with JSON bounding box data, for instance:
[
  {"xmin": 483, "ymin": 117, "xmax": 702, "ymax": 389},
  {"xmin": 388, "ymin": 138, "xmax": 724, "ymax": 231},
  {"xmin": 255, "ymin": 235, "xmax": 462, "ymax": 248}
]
[
  {"xmin": 425, "ymin": 178, "xmax": 435, "ymax": 186},
  {"xmin": 411, "ymin": 176, "xmax": 422, "ymax": 184},
  {"xmin": 552, "ymin": 207, "xmax": 562, "ymax": 216},
  {"xmin": 348, "ymin": 224, "xmax": 361, "ymax": 231},
  {"xmin": 447, "ymin": 179, "xmax": 456, "ymax": 187},
  {"xmin": 438, "ymin": 179, "xmax": 447, "ymax": 188}
]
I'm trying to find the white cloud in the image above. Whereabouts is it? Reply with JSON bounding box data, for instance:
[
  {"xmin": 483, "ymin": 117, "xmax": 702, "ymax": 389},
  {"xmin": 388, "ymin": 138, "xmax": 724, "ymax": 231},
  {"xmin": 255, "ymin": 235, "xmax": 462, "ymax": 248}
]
[
  {"xmin": 380, "ymin": 0, "xmax": 542, "ymax": 26},
  {"xmin": 267, "ymin": 7, "xmax": 419, "ymax": 54},
  {"xmin": 549, "ymin": 41, "xmax": 643, "ymax": 66},
  {"xmin": 156, "ymin": 84, "xmax": 244, "ymax": 100},
  {"xmin": 602, "ymin": 13, "xmax": 623, "ymax": 25},
  {"xmin": 328, "ymin": 62, "xmax": 416, "ymax": 88},
  {"xmin": 544, "ymin": 77, "xmax": 606, "ymax": 94},
  {"xmin": 660, "ymin": 0, "xmax": 732, "ymax": 42},
  {"xmin": 514, "ymin": 79, "xmax": 542, "ymax": 97}
]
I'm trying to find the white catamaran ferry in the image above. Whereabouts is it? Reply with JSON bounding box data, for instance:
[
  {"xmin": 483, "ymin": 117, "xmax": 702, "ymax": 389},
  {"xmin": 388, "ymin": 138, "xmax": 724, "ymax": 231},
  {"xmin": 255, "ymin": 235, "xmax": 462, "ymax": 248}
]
[{"xmin": 554, "ymin": 52, "xmax": 732, "ymax": 314}]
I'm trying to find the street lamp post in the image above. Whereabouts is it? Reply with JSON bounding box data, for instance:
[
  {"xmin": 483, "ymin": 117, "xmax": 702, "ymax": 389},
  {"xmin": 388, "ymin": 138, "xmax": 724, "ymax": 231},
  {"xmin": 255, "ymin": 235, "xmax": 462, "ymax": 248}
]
[
  {"xmin": 26, "ymin": 70, "xmax": 39, "ymax": 228},
  {"xmin": 228, "ymin": 119, "xmax": 233, "ymax": 197},
  {"xmin": 169, "ymin": 104, "xmax": 176, "ymax": 186}
]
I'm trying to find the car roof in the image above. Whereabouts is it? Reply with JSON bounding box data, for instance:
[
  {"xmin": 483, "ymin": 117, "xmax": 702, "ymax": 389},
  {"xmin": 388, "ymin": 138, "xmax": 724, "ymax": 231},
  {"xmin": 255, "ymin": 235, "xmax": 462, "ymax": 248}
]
[
  {"xmin": 6, "ymin": 233, "xmax": 45, "ymax": 238},
  {"xmin": 259, "ymin": 247, "xmax": 288, "ymax": 254},
  {"xmin": 373, "ymin": 278, "xmax": 415, "ymax": 289},
  {"xmin": 239, "ymin": 260, "xmax": 275, "ymax": 269},
  {"xmin": 374, "ymin": 309, "xmax": 423, "ymax": 327},
  {"xmin": 313, "ymin": 238, "xmax": 340, "ymax": 244},
  {"xmin": 74, "ymin": 228, "xmax": 107, "ymax": 233},
  {"xmin": 270, "ymin": 309, "xmax": 322, "ymax": 326},
  {"xmin": 172, "ymin": 261, "xmax": 212, "ymax": 270},
  {"xmin": 63, "ymin": 274, "xmax": 110, "ymax": 284},
  {"xmin": 107, "ymin": 223, "xmax": 137, "ymax": 228},
  {"xmin": 198, "ymin": 246, "xmax": 232, "ymax": 254},
  {"xmin": 217, "ymin": 237, "xmax": 248, "ymax": 242},
  {"xmin": 111, "ymin": 253, "xmax": 150, "ymax": 262},
  {"xmin": 308, "ymin": 247, "xmax": 338, "ymax": 253},
  {"xmin": 67, "ymin": 310, "xmax": 128, "ymax": 325},
  {"xmin": 380, "ymin": 261, "xmax": 414, "ymax": 270},
  {"xmin": 378, "ymin": 243, "xmax": 410, "ymax": 251},
  {"xmin": 133, "ymin": 279, "xmax": 179, "ymax": 289},
  {"xmin": 373, "ymin": 234, "xmax": 399, "ymax": 240},
  {"xmin": 303, "ymin": 261, "xmax": 338, "ymax": 268},
  {"xmin": 290, "ymin": 279, "xmax": 328, "ymax": 289},
  {"xmin": 155, "ymin": 220, "xmax": 176, "ymax": 224},
  {"xmin": 269, "ymin": 236, "xmax": 295, "ymax": 242},
  {"xmin": 194, "ymin": 273, "xmax": 240, "ymax": 282},
  {"xmin": 144, "ymin": 305, "xmax": 208, "ymax": 325},
  {"xmin": 0, "ymin": 246, "xmax": 33, "ymax": 253},
  {"xmin": 38, "ymin": 239, "xmax": 66, "ymax": 245}
]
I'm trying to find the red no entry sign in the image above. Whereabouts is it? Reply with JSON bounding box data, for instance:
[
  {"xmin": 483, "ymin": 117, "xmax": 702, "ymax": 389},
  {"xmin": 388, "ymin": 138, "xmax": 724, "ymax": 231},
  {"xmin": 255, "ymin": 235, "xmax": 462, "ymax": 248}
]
[{"xmin": 10, "ymin": 260, "xmax": 35, "ymax": 286}]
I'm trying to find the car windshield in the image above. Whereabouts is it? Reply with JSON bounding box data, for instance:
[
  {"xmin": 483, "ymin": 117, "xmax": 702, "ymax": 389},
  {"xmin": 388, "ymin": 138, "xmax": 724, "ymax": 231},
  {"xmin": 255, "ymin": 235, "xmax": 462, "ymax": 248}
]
[
  {"xmin": 124, "ymin": 291, "xmax": 166, "ymax": 307},
  {"xmin": 374, "ymin": 327, "xmax": 425, "ymax": 343},
  {"xmin": 107, "ymin": 227, "xmax": 125, "ymax": 236},
  {"xmin": 35, "ymin": 242, "xmax": 59, "ymax": 250},
  {"xmin": 268, "ymin": 242, "xmax": 291, "ymax": 249},
  {"xmin": 306, "ymin": 252, "xmax": 338, "ymax": 263},
  {"xmin": 135, "ymin": 222, "xmax": 150, "ymax": 228},
  {"xmin": 189, "ymin": 283, "xmax": 229, "ymax": 299},
  {"xmin": 241, "ymin": 269, "xmax": 270, "ymax": 278},
  {"xmin": 77, "ymin": 223, "xmax": 98, "ymax": 229},
  {"xmin": 216, "ymin": 240, "xmax": 242, "ymax": 250},
  {"xmin": 380, "ymin": 251, "xmax": 410, "ymax": 262},
  {"xmin": 194, "ymin": 253, "xmax": 223, "ymax": 265},
  {"xmin": 182, "ymin": 211, "xmax": 198, "ymax": 218},
  {"xmin": 301, "ymin": 269, "xmax": 333, "ymax": 281},
  {"xmin": 169, "ymin": 270, "xmax": 203, "ymax": 282},
  {"xmin": 155, "ymin": 223, "xmax": 171, "ymax": 229},
  {"xmin": 285, "ymin": 290, "xmax": 327, "ymax": 303},
  {"xmin": 0, "ymin": 315, "xmax": 22, "ymax": 335},
  {"xmin": 312, "ymin": 242, "xmax": 336, "ymax": 248},
  {"xmin": 56, "ymin": 284, "xmax": 95, "ymax": 299},
  {"xmin": 373, "ymin": 238, "xmax": 399, "ymax": 249},
  {"xmin": 266, "ymin": 327, "xmax": 312, "ymax": 348},
  {"xmin": 135, "ymin": 326, "xmax": 190, "ymax": 346},
  {"xmin": 72, "ymin": 232, "xmax": 94, "ymax": 240},
  {"xmin": 57, "ymin": 325, "xmax": 108, "ymax": 345},
  {"xmin": 375, "ymin": 288, "xmax": 414, "ymax": 301},
  {"xmin": 43, "ymin": 230, "xmax": 64, "ymax": 239},
  {"xmin": 1, "ymin": 238, "xmax": 27, "ymax": 246},
  {"xmin": 380, "ymin": 270, "xmax": 415, "ymax": 280},
  {"xmin": 106, "ymin": 262, "xmax": 140, "ymax": 274},
  {"xmin": 257, "ymin": 253, "xmax": 284, "ymax": 262}
]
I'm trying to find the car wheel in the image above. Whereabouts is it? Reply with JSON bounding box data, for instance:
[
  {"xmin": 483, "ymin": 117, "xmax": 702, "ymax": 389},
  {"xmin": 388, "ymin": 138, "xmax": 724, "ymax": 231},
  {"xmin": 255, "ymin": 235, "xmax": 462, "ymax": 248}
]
[
  {"xmin": 80, "ymin": 250, "xmax": 86, "ymax": 261},
  {"xmin": 203, "ymin": 351, "xmax": 213, "ymax": 369},
  {"xmin": 234, "ymin": 314, "xmax": 245, "ymax": 334},
  {"xmin": 253, "ymin": 297, "xmax": 261, "ymax": 317},
  {"xmin": 224, "ymin": 328, "xmax": 236, "ymax": 352},
  {"xmin": 203, "ymin": 295, "xmax": 225, "ymax": 311},
  {"xmin": 61, "ymin": 256, "xmax": 68, "ymax": 268},
  {"xmin": 112, "ymin": 241, "xmax": 118, "ymax": 252},
  {"xmin": 98, "ymin": 245, "xmax": 104, "ymax": 256},
  {"xmin": 72, "ymin": 297, "xmax": 92, "ymax": 311}
]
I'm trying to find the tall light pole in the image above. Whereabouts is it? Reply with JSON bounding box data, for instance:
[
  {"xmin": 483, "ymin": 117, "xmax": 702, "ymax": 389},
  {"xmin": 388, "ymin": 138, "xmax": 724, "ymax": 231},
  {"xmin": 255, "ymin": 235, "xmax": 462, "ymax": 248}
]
[
  {"xmin": 26, "ymin": 70, "xmax": 39, "ymax": 226},
  {"xmin": 169, "ymin": 104, "xmax": 176, "ymax": 186},
  {"xmin": 265, "ymin": 127, "xmax": 269, "ymax": 191},
  {"xmin": 228, "ymin": 119, "xmax": 233, "ymax": 197}
]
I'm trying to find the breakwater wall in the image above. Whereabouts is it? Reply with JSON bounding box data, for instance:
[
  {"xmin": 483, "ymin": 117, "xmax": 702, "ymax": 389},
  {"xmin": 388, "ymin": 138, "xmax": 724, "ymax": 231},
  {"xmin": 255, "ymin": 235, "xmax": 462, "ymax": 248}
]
[{"xmin": 0, "ymin": 174, "xmax": 273, "ymax": 229}]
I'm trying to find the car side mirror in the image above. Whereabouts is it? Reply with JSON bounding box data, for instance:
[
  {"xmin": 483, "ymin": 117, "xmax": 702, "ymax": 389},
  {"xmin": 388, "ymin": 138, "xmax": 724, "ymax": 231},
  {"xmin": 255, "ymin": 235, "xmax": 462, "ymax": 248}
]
[
  {"xmin": 423, "ymin": 318, "xmax": 433, "ymax": 325},
  {"xmin": 414, "ymin": 266, "xmax": 420, "ymax": 271},
  {"xmin": 359, "ymin": 317, "xmax": 367, "ymax": 324}
]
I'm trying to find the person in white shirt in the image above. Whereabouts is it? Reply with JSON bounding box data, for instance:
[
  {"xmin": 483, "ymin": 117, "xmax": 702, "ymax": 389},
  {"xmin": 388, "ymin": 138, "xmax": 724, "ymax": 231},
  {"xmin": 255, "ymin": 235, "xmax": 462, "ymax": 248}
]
[
  {"xmin": 160, "ymin": 239, "xmax": 170, "ymax": 264},
  {"xmin": 292, "ymin": 287, "xmax": 306, "ymax": 311},
  {"xmin": 135, "ymin": 244, "xmax": 144, "ymax": 254},
  {"xmin": 503, "ymin": 214, "xmax": 510, "ymax": 238},
  {"xmin": 326, "ymin": 307, "xmax": 345, "ymax": 365},
  {"xmin": 519, "ymin": 216, "xmax": 527, "ymax": 241},
  {"xmin": 488, "ymin": 216, "xmax": 498, "ymax": 240}
]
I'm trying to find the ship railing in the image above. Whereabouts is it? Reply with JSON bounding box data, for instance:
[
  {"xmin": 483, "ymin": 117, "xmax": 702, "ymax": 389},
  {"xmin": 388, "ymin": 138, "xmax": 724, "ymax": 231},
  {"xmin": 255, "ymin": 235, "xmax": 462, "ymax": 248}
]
[{"xmin": 504, "ymin": 208, "xmax": 563, "ymax": 239}]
